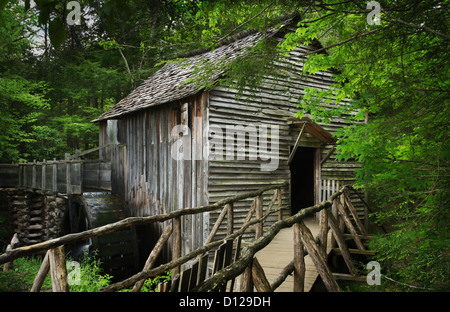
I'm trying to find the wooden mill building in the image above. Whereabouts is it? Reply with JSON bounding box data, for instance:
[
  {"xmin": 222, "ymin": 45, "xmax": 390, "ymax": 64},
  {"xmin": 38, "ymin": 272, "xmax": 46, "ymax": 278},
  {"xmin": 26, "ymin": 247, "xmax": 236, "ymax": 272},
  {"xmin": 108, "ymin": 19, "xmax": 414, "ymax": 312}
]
[{"xmin": 93, "ymin": 18, "xmax": 363, "ymax": 259}]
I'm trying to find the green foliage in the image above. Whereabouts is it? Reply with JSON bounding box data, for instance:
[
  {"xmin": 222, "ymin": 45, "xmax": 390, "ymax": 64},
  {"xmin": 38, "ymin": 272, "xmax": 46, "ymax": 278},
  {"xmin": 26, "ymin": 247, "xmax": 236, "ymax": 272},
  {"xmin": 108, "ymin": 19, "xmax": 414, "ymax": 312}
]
[
  {"xmin": 0, "ymin": 252, "xmax": 113, "ymax": 292},
  {"xmin": 67, "ymin": 251, "xmax": 112, "ymax": 292},
  {"xmin": 0, "ymin": 3, "xmax": 50, "ymax": 162},
  {"xmin": 218, "ymin": 38, "xmax": 281, "ymax": 99},
  {"xmin": 119, "ymin": 270, "xmax": 172, "ymax": 292},
  {"xmin": 0, "ymin": 76, "xmax": 50, "ymax": 162},
  {"xmin": 367, "ymin": 189, "xmax": 450, "ymax": 291},
  {"xmin": 0, "ymin": 1, "xmax": 132, "ymax": 162},
  {"xmin": 48, "ymin": 16, "xmax": 66, "ymax": 48},
  {"xmin": 274, "ymin": 0, "xmax": 450, "ymax": 291},
  {"xmin": 0, "ymin": 257, "xmax": 52, "ymax": 291},
  {"xmin": 26, "ymin": 125, "xmax": 70, "ymax": 160}
]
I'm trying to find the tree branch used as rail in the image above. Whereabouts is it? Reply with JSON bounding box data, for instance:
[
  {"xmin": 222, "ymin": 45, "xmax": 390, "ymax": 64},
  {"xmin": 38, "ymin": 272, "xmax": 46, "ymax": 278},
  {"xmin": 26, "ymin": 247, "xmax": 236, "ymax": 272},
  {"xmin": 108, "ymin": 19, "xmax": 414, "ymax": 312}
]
[
  {"xmin": 193, "ymin": 186, "xmax": 348, "ymax": 292},
  {"xmin": 100, "ymin": 207, "xmax": 282, "ymax": 292},
  {"xmin": 0, "ymin": 182, "xmax": 288, "ymax": 265}
]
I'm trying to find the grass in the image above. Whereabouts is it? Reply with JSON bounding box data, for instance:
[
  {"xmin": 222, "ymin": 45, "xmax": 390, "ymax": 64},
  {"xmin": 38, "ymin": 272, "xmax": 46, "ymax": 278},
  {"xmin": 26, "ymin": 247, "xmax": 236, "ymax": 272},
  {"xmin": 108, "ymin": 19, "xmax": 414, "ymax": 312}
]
[
  {"xmin": 0, "ymin": 256, "xmax": 52, "ymax": 292},
  {"xmin": 119, "ymin": 270, "xmax": 172, "ymax": 292},
  {"xmin": 0, "ymin": 251, "xmax": 112, "ymax": 292},
  {"xmin": 0, "ymin": 252, "xmax": 172, "ymax": 292}
]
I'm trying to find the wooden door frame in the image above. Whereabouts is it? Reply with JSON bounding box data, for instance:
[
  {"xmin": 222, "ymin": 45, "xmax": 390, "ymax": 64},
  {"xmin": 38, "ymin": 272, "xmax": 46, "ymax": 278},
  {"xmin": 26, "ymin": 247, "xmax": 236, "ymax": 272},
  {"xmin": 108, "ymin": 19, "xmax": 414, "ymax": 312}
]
[{"xmin": 314, "ymin": 148, "xmax": 321, "ymax": 206}]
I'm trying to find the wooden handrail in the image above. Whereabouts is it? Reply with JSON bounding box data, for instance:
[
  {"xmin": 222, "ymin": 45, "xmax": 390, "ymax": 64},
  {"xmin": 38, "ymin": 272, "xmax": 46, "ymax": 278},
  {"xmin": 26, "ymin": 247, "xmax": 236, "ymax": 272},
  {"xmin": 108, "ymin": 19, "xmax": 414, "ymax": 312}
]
[
  {"xmin": 194, "ymin": 183, "xmax": 374, "ymax": 293},
  {"xmin": 0, "ymin": 144, "xmax": 120, "ymax": 194},
  {"xmin": 0, "ymin": 182, "xmax": 287, "ymax": 265},
  {"xmin": 127, "ymin": 183, "xmax": 371, "ymax": 293},
  {"xmin": 288, "ymin": 184, "xmax": 374, "ymax": 292},
  {"xmin": 100, "ymin": 204, "xmax": 282, "ymax": 292},
  {"xmin": 2, "ymin": 179, "xmax": 374, "ymax": 293},
  {"xmin": 1, "ymin": 181, "xmax": 287, "ymax": 292},
  {"xmin": 194, "ymin": 186, "xmax": 348, "ymax": 292},
  {"xmin": 67, "ymin": 144, "xmax": 119, "ymax": 160}
]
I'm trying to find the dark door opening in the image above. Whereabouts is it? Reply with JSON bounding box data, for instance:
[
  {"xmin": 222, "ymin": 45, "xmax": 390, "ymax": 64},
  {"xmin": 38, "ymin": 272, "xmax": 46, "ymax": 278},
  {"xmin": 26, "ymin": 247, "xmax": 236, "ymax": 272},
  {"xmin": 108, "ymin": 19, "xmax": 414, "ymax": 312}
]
[{"xmin": 290, "ymin": 147, "xmax": 316, "ymax": 215}]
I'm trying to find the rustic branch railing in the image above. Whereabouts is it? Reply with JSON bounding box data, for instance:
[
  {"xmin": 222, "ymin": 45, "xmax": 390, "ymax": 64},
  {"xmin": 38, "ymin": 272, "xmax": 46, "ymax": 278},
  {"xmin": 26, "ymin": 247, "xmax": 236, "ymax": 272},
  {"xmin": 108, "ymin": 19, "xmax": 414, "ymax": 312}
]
[
  {"xmin": 0, "ymin": 180, "xmax": 373, "ymax": 292},
  {"xmin": 193, "ymin": 186, "xmax": 343, "ymax": 292},
  {"xmin": 0, "ymin": 182, "xmax": 287, "ymax": 292},
  {"xmin": 194, "ymin": 184, "xmax": 373, "ymax": 292}
]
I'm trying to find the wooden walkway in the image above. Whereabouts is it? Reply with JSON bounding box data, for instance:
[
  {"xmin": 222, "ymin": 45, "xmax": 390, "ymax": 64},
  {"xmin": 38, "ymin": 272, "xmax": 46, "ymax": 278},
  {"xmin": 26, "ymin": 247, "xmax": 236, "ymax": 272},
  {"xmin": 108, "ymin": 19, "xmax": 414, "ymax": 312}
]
[{"xmin": 255, "ymin": 216, "xmax": 332, "ymax": 292}]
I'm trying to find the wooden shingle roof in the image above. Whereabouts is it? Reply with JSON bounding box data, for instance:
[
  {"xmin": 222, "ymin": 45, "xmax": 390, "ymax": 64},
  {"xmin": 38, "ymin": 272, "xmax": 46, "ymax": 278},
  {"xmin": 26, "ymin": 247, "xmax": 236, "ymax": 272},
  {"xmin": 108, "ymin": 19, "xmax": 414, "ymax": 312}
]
[{"xmin": 93, "ymin": 19, "xmax": 294, "ymax": 122}]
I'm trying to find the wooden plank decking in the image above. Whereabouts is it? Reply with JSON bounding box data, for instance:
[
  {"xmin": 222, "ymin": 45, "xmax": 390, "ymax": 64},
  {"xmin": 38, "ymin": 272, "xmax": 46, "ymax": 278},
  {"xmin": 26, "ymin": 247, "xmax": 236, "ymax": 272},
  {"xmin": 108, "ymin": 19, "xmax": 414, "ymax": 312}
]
[{"xmin": 255, "ymin": 216, "xmax": 332, "ymax": 292}]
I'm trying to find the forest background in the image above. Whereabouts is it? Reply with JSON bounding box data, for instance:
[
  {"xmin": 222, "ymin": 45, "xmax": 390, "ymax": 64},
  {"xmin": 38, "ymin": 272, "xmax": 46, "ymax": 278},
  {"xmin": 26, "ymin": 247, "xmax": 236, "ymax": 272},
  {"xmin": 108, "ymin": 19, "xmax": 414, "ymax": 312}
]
[{"xmin": 0, "ymin": 0, "xmax": 448, "ymax": 291}]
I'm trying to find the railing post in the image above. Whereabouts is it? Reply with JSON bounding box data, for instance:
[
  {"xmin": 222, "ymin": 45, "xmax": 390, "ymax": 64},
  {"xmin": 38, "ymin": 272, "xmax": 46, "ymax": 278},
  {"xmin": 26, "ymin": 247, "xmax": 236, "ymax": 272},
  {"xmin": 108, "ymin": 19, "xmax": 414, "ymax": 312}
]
[
  {"xmin": 205, "ymin": 205, "xmax": 228, "ymax": 245},
  {"xmin": 2, "ymin": 234, "xmax": 19, "ymax": 272},
  {"xmin": 48, "ymin": 246, "xmax": 68, "ymax": 292},
  {"xmin": 172, "ymin": 216, "xmax": 182, "ymax": 278},
  {"xmin": 343, "ymin": 189, "xmax": 367, "ymax": 235},
  {"xmin": 238, "ymin": 258, "xmax": 254, "ymax": 292},
  {"xmin": 327, "ymin": 208, "xmax": 357, "ymax": 275},
  {"xmin": 133, "ymin": 224, "xmax": 173, "ymax": 292},
  {"xmin": 298, "ymin": 220, "xmax": 340, "ymax": 292},
  {"xmin": 226, "ymin": 203, "xmax": 233, "ymax": 236},
  {"xmin": 320, "ymin": 205, "xmax": 329, "ymax": 258},
  {"xmin": 42, "ymin": 160, "xmax": 46, "ymax": 191},
  {"xmin": 339, "ymin": 195, "xmax": 345, "ymax": 232},
  {"xmin": 277, "ymin": 188, "xmax": 282, "ymax": 221},
  {"xmin": 18, "ymin": 163, "xmax": 23, "ymax": 188},
  {"xmin": 255, "ymin": 195, "xmax": 263, "ymax": 239},
  {"xmin": 293, "ymin": 222, "xmax": 305, "ymax": 292},
  {"xmin": 32, "ymin": 160, "xmax": 36, "ymax": 189},
  {"xmin": 31, "ymin": 251, "xmax": 50, "ymax": 292},
  {"xmin": 65, "ymin": 153, "xmax": 71, "ymax": 195},
  {"xmin": 23, "ymin": 163, "xmax": 27, "ymax": 188},
  {"xmin": 52, "ymin": 158, "xmax": 57, "ymax": 193},
  {"xmin": 336, "ymin": 194, "xmax": 366, "ymax": 250},
  {"xmin": 251, "ymin": 257, "xmax": 271, "ymax": 292}
]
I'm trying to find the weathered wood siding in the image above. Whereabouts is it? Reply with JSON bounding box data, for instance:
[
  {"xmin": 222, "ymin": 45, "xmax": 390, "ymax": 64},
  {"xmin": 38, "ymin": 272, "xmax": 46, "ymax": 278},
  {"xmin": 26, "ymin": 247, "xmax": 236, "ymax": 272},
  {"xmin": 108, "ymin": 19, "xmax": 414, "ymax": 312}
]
[
  {"xmin": 99, "ymin": 94, "xmax": 209, "ymax": 256},
  {"xmin": 98, "ymin": 43, "xmax": 364, "ymax": 258},
  {"xmin": 207, "ymin": 43, "xmax": 363, "ymax": 241}
]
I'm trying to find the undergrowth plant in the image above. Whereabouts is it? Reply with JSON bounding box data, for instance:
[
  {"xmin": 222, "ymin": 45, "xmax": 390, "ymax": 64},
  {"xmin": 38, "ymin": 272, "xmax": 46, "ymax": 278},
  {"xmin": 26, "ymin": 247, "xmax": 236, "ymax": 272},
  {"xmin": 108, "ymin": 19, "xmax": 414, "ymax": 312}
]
[
  {"xmin": 0, "ymin": 257, "xmax": 52, "ymax": 291},
  {"xmin": 67, "ymin": 251, "xmax": 112, "ymax": 292},
  {"xmin": 0, "ymin": 250, "xmax": 113, "ymax": 292},
  {"xmin": 120, "ymin": 270, "xmax": 172, "ymax": 292}
]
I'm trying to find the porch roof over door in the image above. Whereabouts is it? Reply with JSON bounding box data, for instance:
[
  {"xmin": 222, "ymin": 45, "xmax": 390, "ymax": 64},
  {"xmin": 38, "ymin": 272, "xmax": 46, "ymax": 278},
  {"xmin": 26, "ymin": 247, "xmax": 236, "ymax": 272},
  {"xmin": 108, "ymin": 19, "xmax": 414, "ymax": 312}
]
[{"xmin": 288, "ymin": 116, "xmax": 337, "ymax": 145}]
